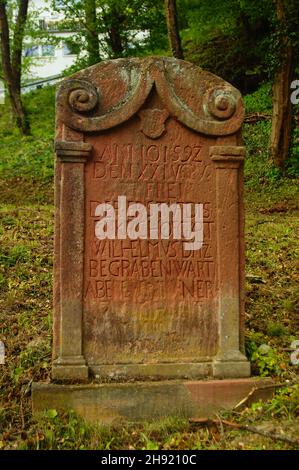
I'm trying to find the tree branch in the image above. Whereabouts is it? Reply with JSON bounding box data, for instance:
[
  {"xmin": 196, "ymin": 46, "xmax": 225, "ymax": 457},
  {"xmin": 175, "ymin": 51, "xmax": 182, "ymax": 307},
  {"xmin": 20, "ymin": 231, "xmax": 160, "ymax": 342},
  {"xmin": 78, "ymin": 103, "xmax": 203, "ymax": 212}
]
[{"xmin": 189, "ymin": 417, "xmax": 299, "ymax": 445}]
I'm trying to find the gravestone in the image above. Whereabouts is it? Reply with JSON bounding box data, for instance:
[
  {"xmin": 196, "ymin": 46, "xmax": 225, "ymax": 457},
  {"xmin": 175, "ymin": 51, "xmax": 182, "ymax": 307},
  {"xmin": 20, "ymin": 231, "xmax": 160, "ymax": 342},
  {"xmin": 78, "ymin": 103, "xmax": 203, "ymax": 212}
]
[
  {"xmin": 32, "ymin": 57, "xmax": 266, "ymax": 421},
  {"xmin": 52, "ymin": 57, "xmax": 250, "ymax": 381}
]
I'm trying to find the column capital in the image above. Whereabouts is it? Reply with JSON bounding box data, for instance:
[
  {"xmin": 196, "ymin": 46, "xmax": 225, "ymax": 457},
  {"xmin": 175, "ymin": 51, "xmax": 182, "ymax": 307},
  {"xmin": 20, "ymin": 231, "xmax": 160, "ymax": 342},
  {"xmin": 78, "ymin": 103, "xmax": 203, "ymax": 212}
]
[
  {"xmin": 210, "ymin": 146, "xmax": 245, "ymax": 168},
  {"xmin": 55, "ymin": 140, "xmax": 92, "ymax": 163}
]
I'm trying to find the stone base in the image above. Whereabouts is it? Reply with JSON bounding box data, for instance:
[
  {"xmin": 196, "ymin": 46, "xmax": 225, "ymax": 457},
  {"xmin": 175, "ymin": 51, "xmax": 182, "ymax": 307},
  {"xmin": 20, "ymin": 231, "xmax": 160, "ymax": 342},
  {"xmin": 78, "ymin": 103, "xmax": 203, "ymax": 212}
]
[
  {"xmin": 89, "ymin": 359, "xmax": 250, "ymax": 380},
  {"xmin": 212, "ymin": 360, "xmax": 251, "ymax": 378},
  {"xmin": 32, "ymin": 378, "xmax": 273, "ymax": 424},
  {"xmin": 52, "ymin": 357, "xmax": 89, "ymax": 382}
]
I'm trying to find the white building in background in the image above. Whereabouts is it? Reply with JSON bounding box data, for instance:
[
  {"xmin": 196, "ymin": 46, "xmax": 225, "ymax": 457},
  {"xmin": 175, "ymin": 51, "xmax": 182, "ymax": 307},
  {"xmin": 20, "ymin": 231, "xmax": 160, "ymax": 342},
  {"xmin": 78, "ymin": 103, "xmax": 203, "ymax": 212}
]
[
  {"xmin": 23, "ymin": 0, "xmax": 147, "ymax": 87},
  {"xmin": 23, "ymin": 0, "xmax": 78, "ymax": 81}
]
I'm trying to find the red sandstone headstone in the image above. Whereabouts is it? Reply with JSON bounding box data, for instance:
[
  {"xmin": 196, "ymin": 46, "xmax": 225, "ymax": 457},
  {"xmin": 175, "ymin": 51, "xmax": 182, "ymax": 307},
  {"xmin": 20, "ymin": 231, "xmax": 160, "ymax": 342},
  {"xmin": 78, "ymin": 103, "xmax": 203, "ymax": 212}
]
[{"xmin": 52, "ymin": 57, "xmax": 250, "ymax": 381}]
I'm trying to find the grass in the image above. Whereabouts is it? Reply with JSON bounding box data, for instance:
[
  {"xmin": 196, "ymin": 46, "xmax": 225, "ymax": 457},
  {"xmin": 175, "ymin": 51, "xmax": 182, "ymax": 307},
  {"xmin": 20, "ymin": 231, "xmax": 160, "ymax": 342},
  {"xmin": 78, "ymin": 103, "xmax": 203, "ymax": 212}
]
[
  {"xmin": 0, "ymin": 86, "xmax": 55, "ymax": 205},
  {"xmin": 0, "ymin": 85, "xmax": 298, "ymax": 450}
]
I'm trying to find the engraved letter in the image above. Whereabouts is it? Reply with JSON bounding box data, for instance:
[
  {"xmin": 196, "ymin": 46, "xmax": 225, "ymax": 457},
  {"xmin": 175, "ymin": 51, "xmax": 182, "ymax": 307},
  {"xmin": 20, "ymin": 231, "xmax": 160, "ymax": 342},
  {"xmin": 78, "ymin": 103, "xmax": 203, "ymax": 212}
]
[
  {"xmin": 149, "ymin": 203, "xmax": 181, "ymax": 239},
  {"xmin": 95, "ymin": 203, "xmax": 116, "ymax": 239},
  {"xmin": 127, "ymin": 203, "xmax": 148, "ymax": 240},
  {"xmin": 117, "ymin": 195, "xmax": 127, "ymax": 239},
  {"xmin": 183, "ymin": 204, "xmax": 203, "ymax": 251}
]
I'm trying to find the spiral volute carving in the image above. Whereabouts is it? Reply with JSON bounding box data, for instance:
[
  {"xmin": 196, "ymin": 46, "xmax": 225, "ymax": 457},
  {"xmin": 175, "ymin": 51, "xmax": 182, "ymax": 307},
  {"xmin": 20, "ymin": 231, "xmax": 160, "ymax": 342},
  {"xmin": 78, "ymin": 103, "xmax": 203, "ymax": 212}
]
[
  {"xmin": 62, "ymin": 79, "xmax": 99, "ymax": 114},
  {"xmin": 206, "ymin": 87, "xmax": 237, "ymax": 120}
]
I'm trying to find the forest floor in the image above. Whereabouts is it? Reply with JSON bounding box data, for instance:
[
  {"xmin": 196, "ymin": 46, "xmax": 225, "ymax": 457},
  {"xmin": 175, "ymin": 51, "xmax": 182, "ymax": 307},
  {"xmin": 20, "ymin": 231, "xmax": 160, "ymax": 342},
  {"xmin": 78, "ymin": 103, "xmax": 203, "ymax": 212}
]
[{"xmin": 0, "ymin": 86, "xmax": 298, "ymax": 450}]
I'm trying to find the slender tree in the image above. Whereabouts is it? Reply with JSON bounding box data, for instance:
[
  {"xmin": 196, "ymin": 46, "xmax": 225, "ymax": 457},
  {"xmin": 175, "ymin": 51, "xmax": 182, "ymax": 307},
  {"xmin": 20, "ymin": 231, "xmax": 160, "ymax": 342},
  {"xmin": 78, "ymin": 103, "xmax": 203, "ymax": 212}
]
[
  {"xmin": 84, "ymin": 0, "xmax": 100, "ymax": 65},
  {"xmin": 0, "ymin": 0, "xmax": 30, "ymax": 135},
  {"xmin": 102, "ymin": 2, "xmax": 125, "ymax": 58},
  {"xmin": 164, "ymin": 0, "xmax": 183, "ymax": 59},
  {"xmin": 269, "ymin": 0, "xmax": 294, "ymax": 170}
]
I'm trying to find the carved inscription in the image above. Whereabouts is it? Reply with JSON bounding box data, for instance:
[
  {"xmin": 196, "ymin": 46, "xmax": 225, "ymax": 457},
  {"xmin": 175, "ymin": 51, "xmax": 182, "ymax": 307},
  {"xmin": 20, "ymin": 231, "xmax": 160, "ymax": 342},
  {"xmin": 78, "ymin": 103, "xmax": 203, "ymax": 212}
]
[
  {"xmin": 84, "ymin": 134, "xmax": 216, "ymax": 306},
  {"xmin": 92, "ymin": 142, "xmax": 211, "ymax": 184}
]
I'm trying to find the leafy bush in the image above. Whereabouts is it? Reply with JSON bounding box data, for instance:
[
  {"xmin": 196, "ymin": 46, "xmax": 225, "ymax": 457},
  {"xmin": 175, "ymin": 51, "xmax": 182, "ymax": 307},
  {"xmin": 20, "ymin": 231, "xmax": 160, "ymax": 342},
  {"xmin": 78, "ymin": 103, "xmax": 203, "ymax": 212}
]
[
  {"xmin": 250, "ymin": 385, "xmax": 299, "ymax": 419},
  {"xmin": 245, "ymin": 331, "xmax": 288, "ymax": 377},
  {"xmin": 245, "ymin": 331, "xmax": 266, "ymax": 358},
  {"xmin": 251, "ymin": 346, "xmax": 286, "ymax": 377}
]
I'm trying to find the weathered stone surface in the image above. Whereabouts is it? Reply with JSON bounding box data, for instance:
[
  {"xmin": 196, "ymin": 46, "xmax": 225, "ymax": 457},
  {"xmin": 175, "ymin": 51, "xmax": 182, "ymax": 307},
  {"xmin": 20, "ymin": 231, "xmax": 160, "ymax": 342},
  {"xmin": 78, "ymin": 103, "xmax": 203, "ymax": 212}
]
[
  {"xmin": 56, "ymin": 58, "xmax": 244, "ymax": 135},
  {"xmin": 32, "ymin": 378, "xmax": 274, "ymax": 423},
  {"xmin": 52, "ymin": 57, "xmax": 249, "ymax": 382}
]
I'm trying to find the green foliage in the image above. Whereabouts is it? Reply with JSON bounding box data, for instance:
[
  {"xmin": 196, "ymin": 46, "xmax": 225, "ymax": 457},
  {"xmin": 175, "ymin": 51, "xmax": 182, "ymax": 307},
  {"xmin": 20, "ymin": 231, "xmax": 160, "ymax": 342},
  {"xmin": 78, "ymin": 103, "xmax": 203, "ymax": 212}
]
[
  {"xmin": 0, "ymin": 86, "xmax": 55, "ymax": 204},
  {"xmin": 31, "ymin": 411, "xmax": 94, "ymax": 450},
  {"xmin": 245, "ymin": 333, "xmax": 287, "ymax": 377},
  {"xmin": 267, "ymin": 323, "xmax": 287, "ymax": 338},
  {"xmin": 251, "ymin": 347, "xmax": 286, "ymax": 377},
  {"xmin": 243, "ymin": 84, "xmax": 298, "ymax": 183},
  {"xmin": 0, "ymin": 86, "xmax": 55, "ymax": 182},
  {"xmin": 45, "ymin": 409, "xmax": 58, "ymax": 419},
  {"xmin": 19, "ymin": 343, "xmax": 50, "ymax": 370},
  {"xmin": 265, "ymin": 0, "xmax": 299, "ymax": 77},
  {"xmin": 265, "ymin": 385, "xmax": 299, "ymax": 418},
  {"xmin": 287, "ymin": 114, "xmax": 299, "ymax": 178},
  {"xmin": 245, "ymin": 331, "xmax": 265, "ymax": 358},
  {"xmin": 242, "ymin": 83, "xmax": 298, "ymax": 185},
  {"xmin": 51, "ymin": 0, "xmax": 168, "ymax": 70},
  {"xmin": 243, "ymin": 82, "xmax": 272, "ymax": 114},
  {"xmin": 249, "ymin": 385, "xmax": 299, "ymax": 419},
  {"xmin": 180, "ymin": 0, "xmax": 299, "ymax": 94},
  {"xmin": 0, "ymin": 244, "xmax": 31, "ymax": 268},
  {"xmin": 180, "ymin": 0, "xmax": 275, "ymax": 92},
  {"xmin": 140, "ymin": 432, "xmax": 160, "ymax": 450}
]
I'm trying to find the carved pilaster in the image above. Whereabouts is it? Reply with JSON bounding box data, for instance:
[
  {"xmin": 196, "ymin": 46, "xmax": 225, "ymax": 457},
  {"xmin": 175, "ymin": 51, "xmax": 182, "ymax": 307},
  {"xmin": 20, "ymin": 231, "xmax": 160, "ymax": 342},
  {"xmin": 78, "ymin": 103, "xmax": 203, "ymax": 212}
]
[
  {"xmin": 52, "ymin": 141, "xmax": 92, "ymax": 382},
  {"xmin": 210, "ymin": 146, "xmax": 250, "ymax": 378}
]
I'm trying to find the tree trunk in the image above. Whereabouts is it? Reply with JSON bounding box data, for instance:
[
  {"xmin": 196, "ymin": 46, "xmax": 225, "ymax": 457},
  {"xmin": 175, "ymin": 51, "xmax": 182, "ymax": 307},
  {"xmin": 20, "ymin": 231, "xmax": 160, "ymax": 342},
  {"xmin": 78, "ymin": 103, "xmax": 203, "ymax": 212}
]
[
  {"xmin": 108, "ymin": 24, "xmax": 124, "ymax": 58},
  {"xmin": 269, "ymin": 0, "xmax": 294, "ymax": 170},
  {"xmin": 84, "ymin": 0, "xmax": 100, "ymax": 65},
  {"xmin": 165, "ymin": 0, "xmax": 184, "ymax": 59},
  {"xmin": 0, "ymin": 0, "xmax": 30, "ymax": 135},
  {"xmin": 107, "ymin": 5, "xmax": 124, "ymax": 58},
  {"xmin": 9, "ymin": 82, "xmax": 29, "ymax": 135}
]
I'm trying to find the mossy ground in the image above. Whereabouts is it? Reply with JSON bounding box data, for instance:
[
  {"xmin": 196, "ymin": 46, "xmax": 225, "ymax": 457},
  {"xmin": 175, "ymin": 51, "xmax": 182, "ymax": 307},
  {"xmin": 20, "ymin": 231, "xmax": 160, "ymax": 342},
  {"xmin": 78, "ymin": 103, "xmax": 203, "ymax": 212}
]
[{"xmin": 0, "ymin": 86, "xmax": 298, "ymax": 450}]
